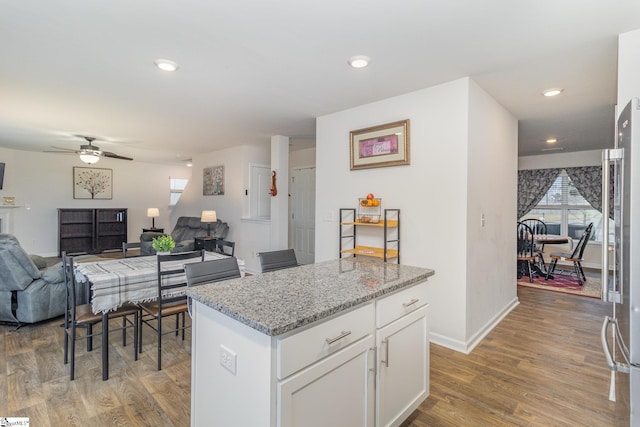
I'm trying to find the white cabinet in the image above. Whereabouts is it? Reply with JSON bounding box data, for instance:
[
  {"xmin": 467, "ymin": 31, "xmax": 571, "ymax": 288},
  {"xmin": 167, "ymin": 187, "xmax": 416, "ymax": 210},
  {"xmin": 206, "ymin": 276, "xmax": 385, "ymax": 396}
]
[
  {"xmin": 191, "ymin": 281, "xmax": 429, "ymax": 427},
  {"xmin": 278, "ymin": 335, "xmax": 375, "ymax": 427},
  {"xmin": 375, "ymin": 281, "xmax": 429, "ymax": 427},
  {"xmin": 376, "ymin": 306, "xmax": 429, "ymax": 427}
]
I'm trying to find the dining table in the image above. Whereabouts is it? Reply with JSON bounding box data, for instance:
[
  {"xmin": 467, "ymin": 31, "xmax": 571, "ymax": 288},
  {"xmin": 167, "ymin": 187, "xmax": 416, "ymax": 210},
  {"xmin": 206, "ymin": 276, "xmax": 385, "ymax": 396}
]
[
  {"xmin": 534, "ymin": 234, "xmax": 570, "ymax": 246},
  {"xmin": 531, "ymin": 234, "xmax": 571, "ymax": 278},
  {"xmin": 73, "ymin": 251, "xmax": 245, "ymax": 380}
]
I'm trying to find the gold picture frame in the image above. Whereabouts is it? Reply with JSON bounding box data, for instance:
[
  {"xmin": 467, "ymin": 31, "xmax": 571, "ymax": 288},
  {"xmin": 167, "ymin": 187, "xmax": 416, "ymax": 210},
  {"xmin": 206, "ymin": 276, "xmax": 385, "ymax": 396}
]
[{"xmin": 350, "ymin": 119, "xmax": 410, "ymax": 170}]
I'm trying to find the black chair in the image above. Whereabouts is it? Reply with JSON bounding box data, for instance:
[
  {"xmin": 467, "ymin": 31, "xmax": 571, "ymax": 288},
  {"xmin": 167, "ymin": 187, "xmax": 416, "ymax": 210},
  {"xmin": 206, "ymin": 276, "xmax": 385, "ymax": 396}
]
[
  {"xmin": 215, "ymin": 240, "xmax": 235, "ymax": 257},
  {"xmin": 138, "ymin": 250, "xmax": 204, "ymax": 370},
  {"xmin": 517, "ymin": 222, "xmax": 536, "ymax": 283},
  {"xmin": 258, "ymin": 249, "xmax": 298, "ymax": 273},
  {"xmin": 62, "ymin": 252, "xmax": 139, "ymax": 380},
  {"xmin": 520, "ymin": 218, "xmax": 548, "ymax": 270},
  {"xmin": 185, "ymin": 257, "xmax": 242, "ymax": 316},
  {"xmin": 545, "ymin": 223, "xmax": 594, "ymax": 286},
  {"xmin": 122, "ymin": 241, "xmax": 141, "ymax": 258}
]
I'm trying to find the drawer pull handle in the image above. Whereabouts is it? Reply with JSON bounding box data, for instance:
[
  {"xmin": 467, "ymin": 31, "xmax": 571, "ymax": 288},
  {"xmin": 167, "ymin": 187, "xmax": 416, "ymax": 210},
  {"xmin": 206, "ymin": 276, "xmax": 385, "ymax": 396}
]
[
  {"xmin": 402, "ymin": 298, "xmax": 419, "ymax": 308},
  {"xmin": 326, "ymin": 330, "xmax": 351, "ymax": 345}
]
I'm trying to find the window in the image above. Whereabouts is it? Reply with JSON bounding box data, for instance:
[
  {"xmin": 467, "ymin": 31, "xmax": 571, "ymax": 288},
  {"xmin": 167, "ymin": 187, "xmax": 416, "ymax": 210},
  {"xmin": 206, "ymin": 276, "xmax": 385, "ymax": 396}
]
[
  {"xmin": 522, "ymin": 171, "xmax": 612, "ymax": 243},
  {"xmin": 170, "ymin": 178, "xmax": 188, "ymax": 206}
]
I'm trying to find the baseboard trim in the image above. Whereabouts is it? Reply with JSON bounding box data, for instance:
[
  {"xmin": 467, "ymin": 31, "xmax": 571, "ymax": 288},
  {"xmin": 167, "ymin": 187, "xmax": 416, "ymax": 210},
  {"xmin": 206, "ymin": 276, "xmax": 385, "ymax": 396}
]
[{"xmin": 429, "ymin": 296, "xmax": 520, "ymax": 354}]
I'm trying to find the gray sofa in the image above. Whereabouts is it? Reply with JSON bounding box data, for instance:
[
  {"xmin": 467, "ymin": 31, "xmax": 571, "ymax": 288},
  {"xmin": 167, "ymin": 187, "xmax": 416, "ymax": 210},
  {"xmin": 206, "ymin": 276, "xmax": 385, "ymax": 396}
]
[
  {"xmin": 140, "ymin": 216, "xmax": 229, "ymax": 256},
  {"xmin": 0, "ymin": 233, "xmax": 66, "ymax": 324}
]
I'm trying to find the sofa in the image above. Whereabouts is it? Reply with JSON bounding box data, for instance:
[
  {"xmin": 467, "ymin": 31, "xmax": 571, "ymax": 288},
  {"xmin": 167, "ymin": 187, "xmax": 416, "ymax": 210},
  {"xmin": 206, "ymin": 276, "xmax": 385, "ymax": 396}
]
[
  {"xmin": 0, "ymin": 233, "xmax": 67, "ymax": 324},
  {"xmin": 140, "ymin": 216, "xmax": 229, "ymax": 256}
]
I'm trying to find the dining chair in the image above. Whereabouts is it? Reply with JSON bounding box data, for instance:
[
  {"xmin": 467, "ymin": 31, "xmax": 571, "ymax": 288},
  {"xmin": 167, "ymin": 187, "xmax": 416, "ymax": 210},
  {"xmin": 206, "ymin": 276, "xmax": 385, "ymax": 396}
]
[
  {"xmin": 516, "ymin": 222, "xmax": 536, "ymax": 283},
  {"xmin": 122, "ymin": 241, "xmax": 141, "ymax": 258},
  {"xmin": 258, "ymin": 249, "xmax": 298, "ymax": 273},
  {"xmin": 185, "ymin": 257, "xmax": 242, "ymax": 316},
  {"xmin": 138, "ymin": 249, "xmax": 204, "ymax": 371},
  {"xmin": 215, "ymin": 239, "xmax": 235, "ymax": 257},
  {"xmin": 545, "ymin": 222, "xmax": 594, "ymax": 285},
  {"xmin": 520, "ymin": 218, "xmax": 548, "ymax": 271},
  {"xmin": 62, "ymin": 252, "xmax": 139, "ymax": 380}
]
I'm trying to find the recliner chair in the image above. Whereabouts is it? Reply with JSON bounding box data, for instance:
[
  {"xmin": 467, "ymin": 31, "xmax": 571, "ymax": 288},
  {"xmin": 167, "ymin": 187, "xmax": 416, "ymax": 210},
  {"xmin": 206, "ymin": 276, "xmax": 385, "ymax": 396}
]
[
  {"xmin": 139, "ymin": 216, "xmax": 229, "ymax": 256},
  {"xmin": 0, "ymin": 233, "xmax": 67, "ymax": 324}
]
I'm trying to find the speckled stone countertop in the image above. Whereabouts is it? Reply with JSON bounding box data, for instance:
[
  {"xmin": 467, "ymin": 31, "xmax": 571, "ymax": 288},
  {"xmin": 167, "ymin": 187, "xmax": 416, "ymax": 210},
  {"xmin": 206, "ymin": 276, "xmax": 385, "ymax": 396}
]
[{"xmin": 187, "ymin": 258, "xmax": 435, "ymax": 336}]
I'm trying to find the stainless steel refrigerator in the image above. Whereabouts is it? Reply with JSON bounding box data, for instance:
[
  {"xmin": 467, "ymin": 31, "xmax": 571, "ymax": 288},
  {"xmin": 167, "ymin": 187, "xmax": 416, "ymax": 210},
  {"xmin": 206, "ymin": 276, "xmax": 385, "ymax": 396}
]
[{"xmin": 601, "ymin": 98, "xmax": 639, "ymax": 426}]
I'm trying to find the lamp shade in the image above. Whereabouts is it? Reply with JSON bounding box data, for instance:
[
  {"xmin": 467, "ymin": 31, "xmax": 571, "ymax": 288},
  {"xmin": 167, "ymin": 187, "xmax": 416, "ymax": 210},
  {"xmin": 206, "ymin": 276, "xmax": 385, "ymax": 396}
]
[
  {"xmin": 147, "ymin": 208, "xmax": 160, "ymax": 218},
  {"xmin": 201, "ymin": 210, "xmax": 217, "ymax": 223}
]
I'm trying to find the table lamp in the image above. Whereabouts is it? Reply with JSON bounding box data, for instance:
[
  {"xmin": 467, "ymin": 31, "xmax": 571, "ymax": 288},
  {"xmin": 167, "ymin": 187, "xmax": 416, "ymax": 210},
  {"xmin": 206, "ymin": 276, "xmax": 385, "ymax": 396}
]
[
  {"xmin": 201, "ymin": 210, "xmax": 217, "ymax": 237},
  {"xmin": 147, "ymin": 208, "xmax": 160, "ymax": 229}
]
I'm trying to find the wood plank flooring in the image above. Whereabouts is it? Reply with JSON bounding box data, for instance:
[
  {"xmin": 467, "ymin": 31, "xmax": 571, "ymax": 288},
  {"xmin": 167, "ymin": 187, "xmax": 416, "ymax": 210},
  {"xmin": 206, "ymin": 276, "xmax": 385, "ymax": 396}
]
[{"xmin": 1, "ymin": 286, "xmax": 618, "ymax": 426}]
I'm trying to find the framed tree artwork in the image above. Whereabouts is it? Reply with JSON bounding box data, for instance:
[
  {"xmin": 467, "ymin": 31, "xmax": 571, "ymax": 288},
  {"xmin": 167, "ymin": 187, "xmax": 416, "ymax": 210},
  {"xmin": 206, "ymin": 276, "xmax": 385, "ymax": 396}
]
[
  {"xmin": 203, "ymin": 165, "xmax": 224, "ymax": 196},
  {"xmin": 73, "ymin": 167, "xmax": 113, "ymax": 199}
]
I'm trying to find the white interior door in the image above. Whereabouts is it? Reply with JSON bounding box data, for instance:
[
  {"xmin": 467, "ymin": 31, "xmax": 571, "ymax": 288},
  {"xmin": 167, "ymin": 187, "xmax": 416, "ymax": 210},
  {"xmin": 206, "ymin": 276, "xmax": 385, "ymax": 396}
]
[{"xmin": 291, "ymin": 167, "xmax": 315, "ymax": 264}]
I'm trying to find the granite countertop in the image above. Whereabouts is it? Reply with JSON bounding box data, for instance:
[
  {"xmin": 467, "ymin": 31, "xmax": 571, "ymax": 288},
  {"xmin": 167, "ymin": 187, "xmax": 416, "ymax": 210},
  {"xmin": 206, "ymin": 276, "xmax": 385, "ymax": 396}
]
[{"xmin": 187, "ymin": 258, "xmax": 435, "ymax": 336}]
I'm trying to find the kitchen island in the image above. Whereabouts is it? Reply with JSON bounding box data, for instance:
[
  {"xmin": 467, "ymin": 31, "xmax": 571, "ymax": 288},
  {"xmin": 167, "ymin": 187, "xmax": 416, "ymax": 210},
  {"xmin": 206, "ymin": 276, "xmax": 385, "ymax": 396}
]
[{"xmin": 187, "ymin": 258, "xmax": 435, "ymax": 427}]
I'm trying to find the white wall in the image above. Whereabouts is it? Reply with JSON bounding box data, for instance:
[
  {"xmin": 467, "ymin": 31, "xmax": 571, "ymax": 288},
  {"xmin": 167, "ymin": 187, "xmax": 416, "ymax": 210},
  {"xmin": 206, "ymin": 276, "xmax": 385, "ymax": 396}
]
[
  {"xmin": 316, "ymin": 77, "xmax": 518, "ymax": 352},
  {"xmin": 290, "ymin": 148, "xmax": 316, "ymax": 168},
  {"xmin": 518, "ymin": 150, "xmax": 602, "ymax": 170},
  {"xmin": 0, "ymin": 147, "xmax": 190, "ymax": 256},
  {"xmin": 618, "ymin": 28, "xmax": 640, "ymax": 112},
  {"xmin": 465, "ymin": 79, "xmax": 519, "ymax": 345},
  {"xmin": 173, "ymin": 144, "xmax": 271, "ymax": 273}
]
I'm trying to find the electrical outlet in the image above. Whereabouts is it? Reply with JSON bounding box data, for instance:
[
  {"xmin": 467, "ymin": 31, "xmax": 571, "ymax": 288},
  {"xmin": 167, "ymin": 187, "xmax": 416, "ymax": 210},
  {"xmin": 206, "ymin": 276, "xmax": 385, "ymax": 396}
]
[{"xmin": 220, "ymin": 345, "xmax": 237, "ymax": 375}]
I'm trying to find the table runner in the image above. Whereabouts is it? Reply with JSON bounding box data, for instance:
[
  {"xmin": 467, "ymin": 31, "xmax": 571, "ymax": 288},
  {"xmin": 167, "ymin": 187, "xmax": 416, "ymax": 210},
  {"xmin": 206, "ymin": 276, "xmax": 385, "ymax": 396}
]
[{"xmin": 75, "ymin": 253, "xmax": 244, "ymax": 313}]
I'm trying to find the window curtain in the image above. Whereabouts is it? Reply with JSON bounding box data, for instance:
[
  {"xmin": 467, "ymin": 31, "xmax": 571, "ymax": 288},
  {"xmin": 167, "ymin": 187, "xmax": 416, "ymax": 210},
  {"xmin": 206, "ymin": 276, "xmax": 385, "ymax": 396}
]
[
  {"xmin": 565, "ymin": 166, "xmax": 614, "ymax": 220},
  {"xmin": 517, "ymin": 168, "xmax": 562, "ymax": 219}
]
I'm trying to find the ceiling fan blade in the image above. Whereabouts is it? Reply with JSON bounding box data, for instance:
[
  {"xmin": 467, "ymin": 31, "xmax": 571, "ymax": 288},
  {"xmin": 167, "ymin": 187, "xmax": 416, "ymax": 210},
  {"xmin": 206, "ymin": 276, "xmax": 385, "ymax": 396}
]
[
  {"xmin": 46, "ymin": 146, "xmax": 79, "ymax": 153},
  {"xmin": 102, "ymin": 151, "xmax": 133, "ymax": 161}
]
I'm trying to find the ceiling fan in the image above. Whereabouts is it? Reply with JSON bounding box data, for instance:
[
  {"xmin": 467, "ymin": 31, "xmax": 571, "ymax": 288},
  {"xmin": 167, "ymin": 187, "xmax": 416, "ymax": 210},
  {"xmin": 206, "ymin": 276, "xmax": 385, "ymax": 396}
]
[{"xmin": 46, "ymin": 136, "xmax": 133, "ymax": 164}]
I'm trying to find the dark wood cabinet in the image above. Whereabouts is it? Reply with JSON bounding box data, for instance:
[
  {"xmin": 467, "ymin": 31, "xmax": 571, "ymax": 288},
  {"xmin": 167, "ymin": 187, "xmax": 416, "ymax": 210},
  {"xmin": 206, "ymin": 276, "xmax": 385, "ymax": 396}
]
[{"xmin": 58, "ymin": 208, "xmax": 127, "ymax": 256}]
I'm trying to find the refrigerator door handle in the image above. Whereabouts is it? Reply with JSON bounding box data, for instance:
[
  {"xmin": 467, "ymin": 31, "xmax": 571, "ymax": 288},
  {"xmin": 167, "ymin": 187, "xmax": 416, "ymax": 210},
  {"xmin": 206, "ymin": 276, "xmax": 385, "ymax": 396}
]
[
  {"xmin": 602, "ymin": 150, "xmax": 610, "ymax": 302},
  {"xmin": 601, "ymin": 316, "xmax": 631, "ymax": 374},
  {"xmin": 601, "ymin": 148, "xmax": 624, "ymax": 303}
]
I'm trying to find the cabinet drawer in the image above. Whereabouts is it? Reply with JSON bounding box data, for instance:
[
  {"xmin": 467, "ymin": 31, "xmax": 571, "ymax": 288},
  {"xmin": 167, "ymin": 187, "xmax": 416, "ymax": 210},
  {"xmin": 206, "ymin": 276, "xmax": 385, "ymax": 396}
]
[
  {"xmin": 376, "ymin": 281, "xmax": 428, "ymax": 328},
  {"xmin": 277, "ymin": 303, "xmax": 374, "ymax": 380}
]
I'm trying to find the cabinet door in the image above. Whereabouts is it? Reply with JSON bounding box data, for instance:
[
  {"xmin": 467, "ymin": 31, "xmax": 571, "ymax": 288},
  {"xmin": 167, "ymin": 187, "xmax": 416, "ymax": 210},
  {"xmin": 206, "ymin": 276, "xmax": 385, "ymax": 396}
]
[
  {"xmin": 278, "ymin": 335, "xmax": 375, "ymax": 427},
  {"xmin": 376, "ymin": 305, "xmax": 429, "ymax": 427}
]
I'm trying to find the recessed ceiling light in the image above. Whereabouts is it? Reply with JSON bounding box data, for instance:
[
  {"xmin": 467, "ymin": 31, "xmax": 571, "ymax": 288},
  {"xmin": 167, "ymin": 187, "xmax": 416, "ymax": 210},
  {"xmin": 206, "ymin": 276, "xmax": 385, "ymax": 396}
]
[
  {"xmin": 546, "ymin": 138, "xmax": 557, "ymax": 144},
  {"xmin": 542, "ymin": 88, "xmax": 563, "ymax": 97},
  {"xmin": 348, "ymin": 55, "xmax": 370, "ymax": 69},
  {"xmin": 154, "ymin": 59, "xmax": 180, "ymax": 72}
]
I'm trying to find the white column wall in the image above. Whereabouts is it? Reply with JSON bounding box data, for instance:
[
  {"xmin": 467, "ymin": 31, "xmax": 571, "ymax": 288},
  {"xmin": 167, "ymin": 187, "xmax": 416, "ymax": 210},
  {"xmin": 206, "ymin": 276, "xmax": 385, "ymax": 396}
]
[
  {"xmin": 466, "ymin": 79, "xmax": 519, "ymax": 346},
  {"xmin": 316, "ymin": 77, "xmax": 517, "ymax": 351},
  {"xmin": 270, "ymin": 135, "xmax": 289, "ymax": 249}
]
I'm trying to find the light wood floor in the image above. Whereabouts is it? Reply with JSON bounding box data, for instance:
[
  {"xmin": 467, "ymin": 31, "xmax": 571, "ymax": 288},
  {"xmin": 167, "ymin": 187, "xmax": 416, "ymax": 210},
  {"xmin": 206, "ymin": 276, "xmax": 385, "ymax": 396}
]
[{"xmin": 1, "ymin": 287, "xmax": 617, "ymax": 426}]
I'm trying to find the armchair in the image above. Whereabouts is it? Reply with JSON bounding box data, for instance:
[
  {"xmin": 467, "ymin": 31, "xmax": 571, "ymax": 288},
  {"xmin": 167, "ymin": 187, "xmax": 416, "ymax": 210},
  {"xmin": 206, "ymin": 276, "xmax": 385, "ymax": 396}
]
[
  {"xmin": 0, "ymin": 233, "xmax": 67, "ymax": 324},
  {"xmin": 140, "ymin": 216, "xmax": 229, "ymax": 256}
]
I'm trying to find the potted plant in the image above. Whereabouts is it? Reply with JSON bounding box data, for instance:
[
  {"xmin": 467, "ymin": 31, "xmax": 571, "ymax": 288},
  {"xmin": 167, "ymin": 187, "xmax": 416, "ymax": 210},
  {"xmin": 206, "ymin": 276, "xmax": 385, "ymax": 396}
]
[{"xmin": 152, "ymin": 235, "xmax": 175, "ymax": 254}]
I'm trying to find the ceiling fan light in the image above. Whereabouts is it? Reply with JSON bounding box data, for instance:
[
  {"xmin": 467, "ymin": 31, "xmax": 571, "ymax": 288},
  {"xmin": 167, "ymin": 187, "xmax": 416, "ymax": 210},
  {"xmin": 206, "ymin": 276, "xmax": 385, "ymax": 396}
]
[
  {"xmin": 79, "ymin": 149, "xmax": 101, "ymax": 164},
  {"xmin": 79, "ymin": 153, "xmax": 100, "ymax": 164}
]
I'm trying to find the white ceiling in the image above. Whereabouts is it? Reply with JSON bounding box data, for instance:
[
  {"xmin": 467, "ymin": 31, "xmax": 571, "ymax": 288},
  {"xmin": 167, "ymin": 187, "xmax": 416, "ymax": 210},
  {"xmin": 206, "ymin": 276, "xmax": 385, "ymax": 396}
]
[{"xmin": 1, "ymin": 1, "xmax": 639, "ymax": 164}]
